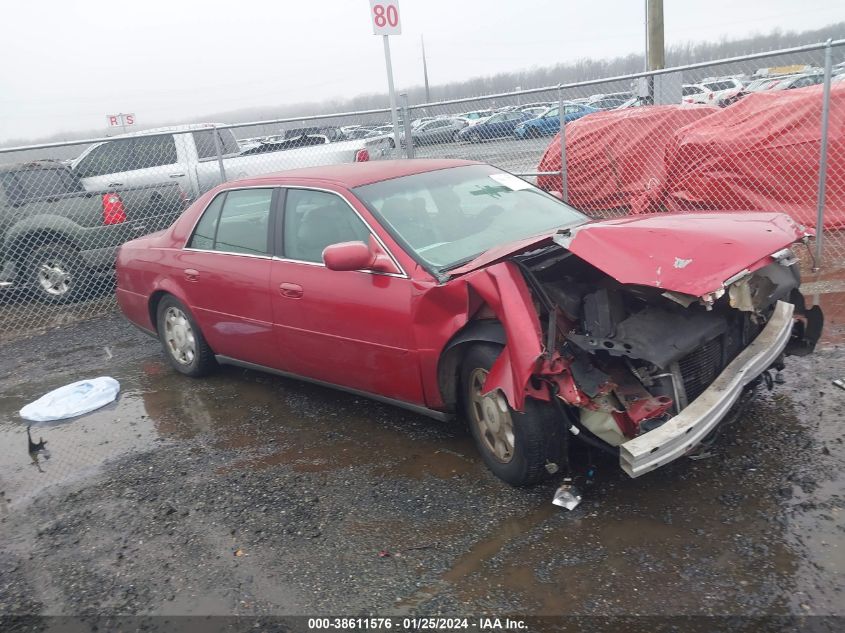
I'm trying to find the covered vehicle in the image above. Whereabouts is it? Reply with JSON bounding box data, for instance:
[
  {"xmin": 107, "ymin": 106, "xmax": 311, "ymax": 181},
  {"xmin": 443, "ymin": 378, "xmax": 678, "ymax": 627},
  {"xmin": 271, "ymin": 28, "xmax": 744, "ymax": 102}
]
[
  {"xmin": 661, "ymin": 84, "xmax": 845, "ymax": 229},
  {"xmin": 536, "ymin": 105, "xmax": 718, "ymax": 212},
  {"xmin": 116, "ymin": 160, "xmax": 822, "ymax": 487},
  {"xmin": 514, "ymin": 103, "xmax": 597, "ymax": 139}
]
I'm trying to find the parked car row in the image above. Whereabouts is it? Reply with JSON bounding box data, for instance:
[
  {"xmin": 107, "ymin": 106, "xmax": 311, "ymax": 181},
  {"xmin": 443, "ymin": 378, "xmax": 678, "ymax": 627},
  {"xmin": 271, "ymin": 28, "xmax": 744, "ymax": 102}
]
[{"xmin": 682, "ymin": 69, "xmax": 831, "ymax": 107}]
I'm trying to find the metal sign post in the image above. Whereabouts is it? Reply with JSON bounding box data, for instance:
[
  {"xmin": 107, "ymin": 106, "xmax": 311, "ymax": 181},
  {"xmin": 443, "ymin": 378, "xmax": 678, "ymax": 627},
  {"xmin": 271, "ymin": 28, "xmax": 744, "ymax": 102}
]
[{"xmin": 369, "ymin": 1, "xmax": 403, "ymax": 154}]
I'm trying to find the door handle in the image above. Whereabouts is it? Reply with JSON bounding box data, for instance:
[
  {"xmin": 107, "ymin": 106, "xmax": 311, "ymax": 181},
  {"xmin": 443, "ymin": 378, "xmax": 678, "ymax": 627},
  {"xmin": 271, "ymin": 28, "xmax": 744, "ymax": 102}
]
[
  {"xmin": 169, "ymin": 173, "xmax": 186, "ymax": 178},
  {"xmin": 108, "ymin": 182, "xmax": 123, "ymax": 188},
  {"xmin": 184, "ymin": 268, "xmax": 199, "ymax": 282},
  {"xmin": 278, "ymin": 282, "xmax": 303, "ymax": 299}
]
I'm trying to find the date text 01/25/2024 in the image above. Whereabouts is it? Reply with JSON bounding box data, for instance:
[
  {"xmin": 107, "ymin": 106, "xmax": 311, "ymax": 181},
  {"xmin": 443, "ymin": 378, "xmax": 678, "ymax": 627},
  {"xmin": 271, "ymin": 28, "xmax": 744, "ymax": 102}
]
[{"xmin": 307, "ymin": 617, "xmax": 528, "ymax": 630}]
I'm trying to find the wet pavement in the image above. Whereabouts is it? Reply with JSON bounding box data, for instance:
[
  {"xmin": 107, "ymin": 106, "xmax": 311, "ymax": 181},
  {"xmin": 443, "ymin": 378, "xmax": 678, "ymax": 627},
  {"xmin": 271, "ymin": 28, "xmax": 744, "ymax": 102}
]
[{"xmin": 0, "ymin": 276, "xmax": 844, "ymax": 624}]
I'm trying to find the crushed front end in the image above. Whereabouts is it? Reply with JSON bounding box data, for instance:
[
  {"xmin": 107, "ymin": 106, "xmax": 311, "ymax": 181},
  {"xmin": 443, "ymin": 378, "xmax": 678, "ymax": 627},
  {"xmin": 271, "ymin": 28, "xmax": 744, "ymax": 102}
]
[{"xmin": 513, "ymin": 233, "xmax": 823, "ymax": 478}]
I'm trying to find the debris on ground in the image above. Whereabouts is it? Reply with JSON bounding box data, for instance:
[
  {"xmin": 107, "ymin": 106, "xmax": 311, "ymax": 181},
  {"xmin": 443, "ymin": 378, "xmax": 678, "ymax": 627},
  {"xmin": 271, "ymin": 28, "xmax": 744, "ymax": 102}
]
[
  {"xmin": 19, "ymin": 377, "xmax": 120, "ymax": 422},
  {"xmin": 552, "ymin": 480, "xmax": 583, "ymax": 510}
]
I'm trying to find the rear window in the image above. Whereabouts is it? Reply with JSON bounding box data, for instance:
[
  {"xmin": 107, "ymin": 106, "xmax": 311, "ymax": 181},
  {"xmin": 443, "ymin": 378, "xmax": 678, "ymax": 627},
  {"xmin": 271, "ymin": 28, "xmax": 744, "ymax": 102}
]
[
  {"xmin": 0, "ymin": 167, "xmax": 83, "ymax": 204},
  {"xmin": 193, "ymin": 129, "xmax": 241, "ymax": 160}
]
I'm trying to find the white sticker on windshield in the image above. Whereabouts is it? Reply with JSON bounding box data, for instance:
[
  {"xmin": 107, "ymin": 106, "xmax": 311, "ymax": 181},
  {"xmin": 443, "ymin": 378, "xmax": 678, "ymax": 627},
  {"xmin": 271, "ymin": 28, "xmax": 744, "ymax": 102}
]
[{"xmin": 489, "ymin": 173, "xmax": 532, "ymax": 191}]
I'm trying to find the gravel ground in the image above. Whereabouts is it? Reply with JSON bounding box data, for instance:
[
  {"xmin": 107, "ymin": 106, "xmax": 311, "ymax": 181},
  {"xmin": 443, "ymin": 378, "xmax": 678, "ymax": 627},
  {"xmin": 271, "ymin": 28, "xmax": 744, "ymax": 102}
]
[{"xmin": 0, "ymin": 301, "xmax": 843, "ymax": 629}]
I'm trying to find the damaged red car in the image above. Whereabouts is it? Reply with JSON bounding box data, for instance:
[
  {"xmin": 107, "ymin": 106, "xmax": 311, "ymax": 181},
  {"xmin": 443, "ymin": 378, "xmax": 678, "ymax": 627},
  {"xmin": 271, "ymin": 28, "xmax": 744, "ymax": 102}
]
[{"xmin": 116, "ymin": 160, "xmax": 823, "ymax": 485}]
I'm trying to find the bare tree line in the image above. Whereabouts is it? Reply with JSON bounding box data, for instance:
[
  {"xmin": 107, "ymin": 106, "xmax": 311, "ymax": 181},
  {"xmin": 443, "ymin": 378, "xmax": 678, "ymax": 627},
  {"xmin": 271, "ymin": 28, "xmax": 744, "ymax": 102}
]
[{"xmin": 3, "ymin": 23, "xmax": 843, "ymax": 151}]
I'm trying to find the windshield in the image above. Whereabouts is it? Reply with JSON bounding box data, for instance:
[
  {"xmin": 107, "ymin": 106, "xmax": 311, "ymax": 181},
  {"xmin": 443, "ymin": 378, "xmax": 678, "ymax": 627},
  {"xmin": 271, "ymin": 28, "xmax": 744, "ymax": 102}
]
[{"xmin": 354, "ymin": 164, "xmax": 587, "ymax": 272}]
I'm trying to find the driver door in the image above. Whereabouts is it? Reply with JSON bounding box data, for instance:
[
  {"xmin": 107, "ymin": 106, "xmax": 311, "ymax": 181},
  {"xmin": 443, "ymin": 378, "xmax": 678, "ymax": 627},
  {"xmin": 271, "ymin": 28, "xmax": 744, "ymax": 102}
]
[{"xmin": 269, "ymin": 187, "xmax": 424, "ymax": 405}]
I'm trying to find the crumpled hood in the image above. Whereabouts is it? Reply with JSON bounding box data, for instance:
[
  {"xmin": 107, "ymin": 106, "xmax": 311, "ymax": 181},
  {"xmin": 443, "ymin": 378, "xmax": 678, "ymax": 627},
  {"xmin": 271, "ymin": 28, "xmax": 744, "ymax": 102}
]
[{"xmin": 558, "ymin": 211, "xmax": 808, "ymax": 297}]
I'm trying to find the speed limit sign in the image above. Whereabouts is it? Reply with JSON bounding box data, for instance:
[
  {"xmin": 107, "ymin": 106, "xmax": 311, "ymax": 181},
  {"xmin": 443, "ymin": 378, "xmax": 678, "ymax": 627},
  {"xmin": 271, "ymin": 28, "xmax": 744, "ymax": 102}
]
[{"xmin": 369, "ymin": 0, "xmax": 401, "ymax": 35}]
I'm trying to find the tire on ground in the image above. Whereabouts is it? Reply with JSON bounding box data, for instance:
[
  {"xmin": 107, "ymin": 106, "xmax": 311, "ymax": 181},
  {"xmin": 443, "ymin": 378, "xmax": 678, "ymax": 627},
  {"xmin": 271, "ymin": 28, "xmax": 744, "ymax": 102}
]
[
  {"xmin": 155, "ymin": 295, "xmax": 217, "ymax": 377},
  {"xmin": 461, "ymin": 343, "xmax": 564, "ymax": 486}
]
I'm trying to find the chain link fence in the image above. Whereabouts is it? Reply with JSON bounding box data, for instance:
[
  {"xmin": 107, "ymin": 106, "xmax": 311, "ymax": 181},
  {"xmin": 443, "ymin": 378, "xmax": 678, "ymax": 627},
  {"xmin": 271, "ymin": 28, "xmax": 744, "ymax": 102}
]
[{"xmin": 0, "ymin": 39, "xmax": 843, "ymax": 339}]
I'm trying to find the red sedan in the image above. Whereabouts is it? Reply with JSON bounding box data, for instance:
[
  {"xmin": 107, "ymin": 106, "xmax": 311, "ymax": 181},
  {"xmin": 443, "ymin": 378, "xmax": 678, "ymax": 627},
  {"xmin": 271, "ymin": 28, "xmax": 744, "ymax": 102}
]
[{"xmin": 116, "ymin": 160, "xmax": 822, "ymax": 486}]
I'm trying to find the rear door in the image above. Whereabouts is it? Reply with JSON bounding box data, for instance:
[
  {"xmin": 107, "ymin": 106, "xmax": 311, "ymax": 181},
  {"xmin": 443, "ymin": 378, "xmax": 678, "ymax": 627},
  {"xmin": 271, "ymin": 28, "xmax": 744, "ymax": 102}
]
[
  {"xmin": 75, "ymin": 135, "xmax": 191, "ymax": 198},
  {"xmin": 269, "ymin": 187, "xmax": 423, "ymax": 404},
  {"xmin": 176, "ymin": 187, "xmax": 279, "ymax": 368}
]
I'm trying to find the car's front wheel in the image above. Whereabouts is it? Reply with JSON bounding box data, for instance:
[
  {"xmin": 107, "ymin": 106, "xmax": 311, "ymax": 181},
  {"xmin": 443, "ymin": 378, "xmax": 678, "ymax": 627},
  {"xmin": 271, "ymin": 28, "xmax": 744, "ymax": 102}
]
[
  {"xmin": 461, "ymin": 344, "xmax": 564, "ymax": 486},
  {"xmin": 156, "ymin": 295, "xmax": 216, "ymax": 377}
]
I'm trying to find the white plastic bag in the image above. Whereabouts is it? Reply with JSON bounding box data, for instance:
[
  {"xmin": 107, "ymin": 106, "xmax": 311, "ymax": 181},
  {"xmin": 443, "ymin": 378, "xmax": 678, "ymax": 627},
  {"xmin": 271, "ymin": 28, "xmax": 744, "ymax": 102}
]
[{"xmin": 20, "ymin": 377, "xmax": 120, "ymax": 422}]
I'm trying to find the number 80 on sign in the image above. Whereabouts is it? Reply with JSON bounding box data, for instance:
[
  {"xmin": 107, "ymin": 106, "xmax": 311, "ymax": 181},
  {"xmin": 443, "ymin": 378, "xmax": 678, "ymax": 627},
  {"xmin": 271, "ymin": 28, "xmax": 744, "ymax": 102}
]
[{"xmin": 369, "ymin": 0, "xmax": 401, "ymax": 35}]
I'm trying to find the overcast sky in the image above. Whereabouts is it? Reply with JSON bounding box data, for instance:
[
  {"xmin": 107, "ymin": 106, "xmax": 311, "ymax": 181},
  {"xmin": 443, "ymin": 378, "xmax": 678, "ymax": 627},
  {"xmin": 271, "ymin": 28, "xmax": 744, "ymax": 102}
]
[{"xmin": 0, "ymin": 0, "xmax": 842, "ymax": 142}]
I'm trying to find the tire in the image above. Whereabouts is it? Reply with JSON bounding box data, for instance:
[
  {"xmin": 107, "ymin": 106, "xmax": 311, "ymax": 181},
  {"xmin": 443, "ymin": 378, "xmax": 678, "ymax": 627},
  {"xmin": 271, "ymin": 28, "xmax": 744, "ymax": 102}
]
[
  {"xmin": 452, "ymin": 131, "xmax": 461, "ymax": 142},
  {"xmin": 25, "ymin": 242, "xmax": 90, "ymax": 304},
  {"xmin": 470, "ymin": 131, "xmax": 480, "ymax": 143},
  {"xmin": 461, "ymin": 344, "xmax": 564, "ymax": 486},
  {"xmin": 156, "ymin": 295, "xmax": 216, "ymax": 377}
]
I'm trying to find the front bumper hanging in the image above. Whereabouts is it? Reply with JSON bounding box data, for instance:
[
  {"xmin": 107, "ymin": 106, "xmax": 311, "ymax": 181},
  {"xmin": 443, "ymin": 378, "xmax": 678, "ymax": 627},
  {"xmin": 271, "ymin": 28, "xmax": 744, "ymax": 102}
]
[{"xmin": 619, "ymin": 300, "xmax": 795, "ymax": 478}]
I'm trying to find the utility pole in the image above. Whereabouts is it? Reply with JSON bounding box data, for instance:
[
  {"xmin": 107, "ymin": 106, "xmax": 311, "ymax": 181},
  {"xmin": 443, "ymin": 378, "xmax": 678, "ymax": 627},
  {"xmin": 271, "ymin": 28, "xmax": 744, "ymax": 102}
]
[
  {"xmin": 643, "ymin": 0, "xmax": 649, "ymax": 72},
  {"xmin": 421, "ymin": 35, "xmax": 431, "ymax": 103},
  {"xmin": 647, "ymin": 0, "xmax": 664, "ymax": 71},
  {"xmin": 646, "ymin": 0, "xmax": 664, "ymax": 104}
]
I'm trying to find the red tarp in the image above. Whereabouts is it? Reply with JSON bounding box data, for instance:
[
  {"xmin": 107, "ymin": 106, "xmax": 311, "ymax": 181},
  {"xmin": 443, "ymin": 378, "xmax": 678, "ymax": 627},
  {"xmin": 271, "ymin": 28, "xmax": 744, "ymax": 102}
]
[
  {"xmin": 661, "ymin": 84, "xmax": 845, "ymax": 229},
  {"xmin": 536, "ymin": 105, "xmax": 718, "ymax": 212}
]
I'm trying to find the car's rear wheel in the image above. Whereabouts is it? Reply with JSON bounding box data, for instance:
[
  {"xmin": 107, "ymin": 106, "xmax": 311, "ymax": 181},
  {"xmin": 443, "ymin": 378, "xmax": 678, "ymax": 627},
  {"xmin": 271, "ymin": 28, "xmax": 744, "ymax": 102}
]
[
  {"xmin": 461, "ymin": 344, "xmax": 563, "ymax": 486},
  {"xmin": 26, "ymin": 242, "xmax": 90, "ymax": 304},
  {"xmin": 470, "ymin": 131, "xmax": 481, "ymax": 143},
  {"xmin": 156, "ymin": 295, "xmax": 216, "ymax": 377}
]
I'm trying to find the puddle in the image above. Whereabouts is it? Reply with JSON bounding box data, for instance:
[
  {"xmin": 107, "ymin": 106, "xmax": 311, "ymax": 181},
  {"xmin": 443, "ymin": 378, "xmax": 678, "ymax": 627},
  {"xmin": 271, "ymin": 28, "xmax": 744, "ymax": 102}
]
[
  {"xmin": 395, "ymin": 503, "xmax": 558, "ymax": 612},
  {"xmin": 0, "ymin": 376, "xmax": 160, "ymax": 508}
]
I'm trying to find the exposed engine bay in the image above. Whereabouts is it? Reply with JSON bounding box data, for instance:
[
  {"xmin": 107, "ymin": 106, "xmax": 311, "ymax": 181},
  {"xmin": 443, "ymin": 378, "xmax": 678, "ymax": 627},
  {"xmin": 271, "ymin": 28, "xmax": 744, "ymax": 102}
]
[{"xmin": 512, "ymin": 244, "xmax": 823, "ymax": 449}]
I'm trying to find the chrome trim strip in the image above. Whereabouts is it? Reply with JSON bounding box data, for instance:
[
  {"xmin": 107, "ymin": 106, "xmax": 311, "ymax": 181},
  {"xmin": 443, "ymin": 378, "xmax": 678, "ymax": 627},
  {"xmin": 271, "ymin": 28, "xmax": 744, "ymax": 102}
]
[
  {"xmin": 182, "ymin": 248, "xmax": 271, "ymax": 260},
  {"xmin": 619, "ymin": 300, "xmax": 795, "ymax": 478},
  {"xmin": 214, "ymin": 355, "xmax": 452, "ymax": 422}
]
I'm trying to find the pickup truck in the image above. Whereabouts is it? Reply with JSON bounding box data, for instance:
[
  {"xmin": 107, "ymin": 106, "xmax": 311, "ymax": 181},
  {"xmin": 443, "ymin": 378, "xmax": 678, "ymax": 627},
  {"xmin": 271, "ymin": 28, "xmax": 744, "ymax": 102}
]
[
  {"xmin": 71, "ymin": 123, "xmax": 393, "ymax": 200},
  {"xmin": 0, "ymin": 160, "xmax": 185, "ymax": 303}
]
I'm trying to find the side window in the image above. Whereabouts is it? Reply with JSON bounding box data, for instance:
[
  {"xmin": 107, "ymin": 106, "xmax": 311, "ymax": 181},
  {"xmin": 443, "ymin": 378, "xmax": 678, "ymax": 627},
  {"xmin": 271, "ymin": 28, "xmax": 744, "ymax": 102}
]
[
  {"xmin": 75, "ymin": 140, "xmax": 133, "ymax": 178},
  {"xmin": 188, "ymin": 193, "xmax": 226, "ymax": 250},
  {"xmin": 133, "ymin": 135, "xmax": 177, "ymax": 169},
  {"xmin": 193, "ymin": 130, "xmax": 218, "ymax": 160},
  {"xmin": 213, "ymin": 189, "xmax": 274, "ymax": 255},
  {"xmin": 283, "ymin": 189, "xmax": 370, "ymax": 263}
]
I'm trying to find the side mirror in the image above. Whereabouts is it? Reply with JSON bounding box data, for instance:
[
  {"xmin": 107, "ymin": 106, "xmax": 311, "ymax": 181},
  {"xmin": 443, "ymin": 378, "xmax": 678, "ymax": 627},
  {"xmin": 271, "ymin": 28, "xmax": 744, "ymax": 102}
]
[
  {"xmin": 323, "ymin": 241, "xmax": 372, "ymax": 271},
  {"xmin": 322, "ymin": 238, "xmax": 401, "ymax": 275},
  {"xmin": 549, "ymin": 191, "xmax": 565, "ymax": 201}
]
